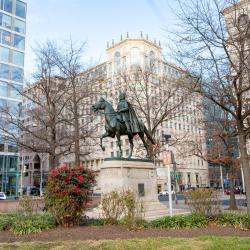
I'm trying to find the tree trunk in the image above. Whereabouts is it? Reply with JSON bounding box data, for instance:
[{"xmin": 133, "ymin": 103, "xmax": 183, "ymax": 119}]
[
  {"xmin": 73, "ymin": 86, "xmax": 80, "ymax": 167},
  {"xmin": 49, "ymin": 153, "xmax": 57, "ymax": 169},
  {"xmin": 238, "ymin": 129, "xmax": 250, "ymax": 213},
  {"xmin": 229, "ymin": 174, "xmax": 237, "ymax": 210}
]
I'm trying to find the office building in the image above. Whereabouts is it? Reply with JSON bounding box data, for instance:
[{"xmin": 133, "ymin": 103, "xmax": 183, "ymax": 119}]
[{"xmin": 0, "ymin": 0, "xmax": 26, "ymax": 195}]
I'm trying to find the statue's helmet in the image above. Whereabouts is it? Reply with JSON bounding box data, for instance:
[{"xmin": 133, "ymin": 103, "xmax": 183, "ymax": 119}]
[{"xmin": 119, "ymin": 92, "xmax": 126, "ymax": 100}]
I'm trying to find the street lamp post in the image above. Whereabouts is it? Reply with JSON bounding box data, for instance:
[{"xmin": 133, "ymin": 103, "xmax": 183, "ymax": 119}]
[
  {"xmin": 173, "ymin": 161, "xmax": 178, "ymax": 204},
  {"xmin": 163, "ymin": 134, "xmax": 173, "ymax": 217}
]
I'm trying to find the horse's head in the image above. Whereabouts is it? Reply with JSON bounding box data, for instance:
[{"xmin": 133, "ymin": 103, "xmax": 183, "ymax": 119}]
[{"xmin": 92, "ymin": 97, "xmax": 106, "ymax": 112}]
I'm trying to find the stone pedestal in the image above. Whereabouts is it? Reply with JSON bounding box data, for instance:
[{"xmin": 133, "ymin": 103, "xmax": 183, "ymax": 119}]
[{"xmin": 100, "ymin": 158, "xmax": 168, "ymax": 220}]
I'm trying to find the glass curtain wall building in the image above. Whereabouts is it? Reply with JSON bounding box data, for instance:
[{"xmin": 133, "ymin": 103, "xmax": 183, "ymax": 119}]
[{"xmin": 0, "ymin": 0, "xmax": 26, "ymax": 196}]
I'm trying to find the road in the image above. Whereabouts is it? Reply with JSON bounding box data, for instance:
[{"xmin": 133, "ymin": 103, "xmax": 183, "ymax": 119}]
[{"xmin": 158, "ymin": 194, "xmax": 247, "ymax": 207}]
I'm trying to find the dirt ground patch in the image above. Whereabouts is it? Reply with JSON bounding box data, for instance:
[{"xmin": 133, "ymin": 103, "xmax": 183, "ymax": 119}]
[{"xmin": 0, "ymin": 225, "xmax": 249, "ymax": 243}]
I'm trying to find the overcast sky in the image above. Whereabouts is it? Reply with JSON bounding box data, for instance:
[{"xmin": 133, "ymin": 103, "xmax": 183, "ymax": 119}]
[{"xmin": 25, "ymin": 0, "xmax": 178, "ymax": 80}]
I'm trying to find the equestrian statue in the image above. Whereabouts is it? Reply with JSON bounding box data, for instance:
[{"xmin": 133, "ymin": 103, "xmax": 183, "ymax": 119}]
[{"xmin": 92, "ymin": 92, "xmax": 155, "ymax": 158}]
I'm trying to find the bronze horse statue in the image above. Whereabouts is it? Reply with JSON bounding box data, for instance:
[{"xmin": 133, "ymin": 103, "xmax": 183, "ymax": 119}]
[{"xmin": 92, "ymin": 98, "xmax": 155, "ymax": 158}]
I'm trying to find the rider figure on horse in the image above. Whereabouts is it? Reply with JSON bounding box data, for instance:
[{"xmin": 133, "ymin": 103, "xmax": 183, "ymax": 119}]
[{"xmin": 117, "ymin": 92, "xmax": 142, "ymax": 135}]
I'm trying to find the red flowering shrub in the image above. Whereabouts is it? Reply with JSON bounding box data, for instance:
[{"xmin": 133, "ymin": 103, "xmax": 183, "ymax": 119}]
[{"xmin": 44, "ymin": 165, "xmax": 95, "ymax": 227}]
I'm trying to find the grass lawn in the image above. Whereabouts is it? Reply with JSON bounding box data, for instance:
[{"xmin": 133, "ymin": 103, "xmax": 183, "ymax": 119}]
[{"xmin": 0, "ymin": 236, "xmax": 250, "ymax": 250}]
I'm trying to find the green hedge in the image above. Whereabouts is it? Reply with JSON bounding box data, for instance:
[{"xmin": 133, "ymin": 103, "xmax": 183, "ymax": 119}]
[
  {"xmin": 148, "ymin": 214, "xmax": 208, "ymax": 229},
  {"xmin": 0, "ymin": 213, "xmax": 57, "ymax": 235},
  {"xmin": 212, "ymin": 213, "xmax": 250, "ymax": 229},
  {"xmin": 0, "ymin": 213, "xmax": 18, "ymax": 231}
]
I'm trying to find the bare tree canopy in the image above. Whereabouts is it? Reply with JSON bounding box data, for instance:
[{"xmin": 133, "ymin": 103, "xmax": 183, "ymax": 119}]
[
  {"xmin": 170, "ymin": 0, "xmax": 250, "ymax": 212},
  {"xmin": 0, "ymin": 40, "xmax": 100, "ymax": 168}
]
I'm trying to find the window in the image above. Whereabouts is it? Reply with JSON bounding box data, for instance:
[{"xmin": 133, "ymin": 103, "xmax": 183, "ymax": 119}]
[
  {"xmin": 0, "ymin": 63, "xmax": 9, "ymax": 79},
  {"xmin": 111, "ymin": 152, "xmax": 114, "ymax": 157},
  {"xmin": 15, "ymin": 0, "xmax": 26, "ymax": 19},
  {"xmin": 149, "ymin": 51, "xmax": 155, "ymax": 64},
  {"xmin": 122, "ymin": 56, "xmax": 126, "ymax": 69},
  {"xmin": 13, "ymin": 34, "xmax": 25, "ymax": 50},
  {"xmin": 11, "ymin": 66, "xmax": 23, "ymax": 82},
  {"xmin": 0, "ymin": 98, "xmax": 7, "ymax": 109},
  {"xmin": 126, "ymin": 149, "xmax": 129, "ymax": 156},
  {"xmin": 9, "ymin": 83, "xmax": 22, "ymax": 99},
  {"xmin": 4, "ymin": 0, "xmax": 12, "ymax": 13},
  {"xmin": 0, "ymin": 46, "xmax": 10, "ymax": 62},
  {"xmin": 131, "ymin": 47, "xmax": 140, "ymax": 68},
  {"xmin": 0, "ymin": 29, "xmax": 11, "ymax": 45},
  {"xmin": 14, "ymin": 18, "xmax": 25, "ymax": 34},
  {"xmin": 114, "ymin": 51, "xmax": 120, "ymax": 73},
  {"xmin": 0, "ymin": 13, "xmax": 11, "ymax": 29},
  {"xmin": 0, "ymin": 81, "xmax": 7, "ymax": 97},
  {"xmin": 238, "ymin": 14, "xmax": 248, "ymax": 29},
  {"xmin": 12, "ymin": 50, "xmax": 24, "ymax": 66},
  {"xmin": 8, "ymin": 144, "xmax": 17, "ymax": 152},
  {"xmin": 196, "ymin": 174, "xmax": 199, "ymax": 184},
  {"xmin": 187, "ymin": 173, "xmax": 191, "ymax": 184}
]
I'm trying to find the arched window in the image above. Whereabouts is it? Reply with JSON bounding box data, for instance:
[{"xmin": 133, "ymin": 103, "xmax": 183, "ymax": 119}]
[
  {"xmin": 149, "ymin": 51, "xmax": 156, "ymax": 71},
  {"xmin": 238, "ymin": 14, "xmax": 249, "ymax": 29},
  {"xmin": 149, "ymin": 51, "xmax": 155, "ymax": 64},
  {"xmin": 114, "ymin": 51, "xmax": 121, "ymax": 73}
]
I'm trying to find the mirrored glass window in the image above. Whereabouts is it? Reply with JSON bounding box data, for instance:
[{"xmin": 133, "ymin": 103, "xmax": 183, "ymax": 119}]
[
  {"xmin": 11, "ymin": 66, "xmax": 23, "ymax": 82},
  {"xmin": 15, "ymin": 0, "xmax": 26, "ymax": 19},
  {"xmin": 8, "ymin": 100, "xmax": 19, "ymax": 116},
  {"xmin": 9, "ymin": 83, "xmax": 22, "ymax": 99},
  {"xmin": 4, "ymin": 0, "xmax": 12, "ymax": 13},
  {"xmin": 0, "ymin": 13, "xmax": 11, "ymax": 29},
  {"xmin": 0, "ymin": 81, "xmax": 8, "ymax": 97},
  {"xmin": 0, "ymin": 98, "xmax": 7, "ymax": 109},
  {"xmin": 12, "ymin": 50, "xmax": 24, "ymax": 66},
  {"xmin": 13, "ymin": 34, "xmax": 24, "ymax": 50},
  {"xmin": 0, "ymin": 29, "xmax": 11, "ymax": 46},
  {"xmin": 0, "ymin": 46, "xmax": 10, "ymax": 62},
  {"xmin": 0, "ymin": 0, "xmax": 3, "ymax": 10},
  {"xmin": 14, "ymin": 18, "xmax": 25, "ymax": 34},
  {"xmin": 0, "ymin": 63, "xmax": 9, "ymax": 79}
]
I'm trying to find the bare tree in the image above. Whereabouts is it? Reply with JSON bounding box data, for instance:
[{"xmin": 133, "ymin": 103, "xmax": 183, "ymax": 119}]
[
  {"xmin": 46, "ymin": 40, "xmax": 101, "ymax": 166},
  {"xmin": 0, "ymin": 43, "xmax": 70, "ymax": 168},
  {"xmin": 119, "ymin": 61, "xmax": 193, "ymax": 159},
  {"xmin": 170, "ymin": 0, "xmax": 250, "ymax": 212},
  {"xmin": 205, "ymin": 105, "xmax": 239, "ymax": 209}
]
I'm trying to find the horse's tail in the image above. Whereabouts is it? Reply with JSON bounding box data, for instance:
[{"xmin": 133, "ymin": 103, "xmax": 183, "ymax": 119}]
[{"xmin": 144, "ymin": 125, "xmax": 156, "ymax": 145}]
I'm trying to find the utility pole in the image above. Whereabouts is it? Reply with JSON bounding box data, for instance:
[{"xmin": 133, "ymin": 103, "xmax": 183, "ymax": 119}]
[{"xmin": 219, "ymin": 153, "xmax": 224, "ymax": 194}]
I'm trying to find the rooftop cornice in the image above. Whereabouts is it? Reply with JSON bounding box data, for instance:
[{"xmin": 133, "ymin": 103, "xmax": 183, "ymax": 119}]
[
  {"xmin": 223, "ymin": 0, "xmax": 249, "ymax": 15},
  {"xmin": 106, "ymin": 38, "xmax": 162, "ymax": 51}
]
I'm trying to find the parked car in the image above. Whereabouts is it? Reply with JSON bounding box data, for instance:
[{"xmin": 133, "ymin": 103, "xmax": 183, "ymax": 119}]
[
  {"xmin": 30, "ymin": 187, "xmax": 40, "ymax": 196},
  {"xmin": 0, "ymin": 192, "xmax": 6, "ymax": 200},
  {"xmin": 20, "ymin": 186, "xmax": 41, "ymax": 196},
  {"xmin": 159, "ymin": 190, "xmax": 175, "ymax": 196},
  {"xmin": 225, "ymin": 188, "xmax": 240, "ymax": 195}
]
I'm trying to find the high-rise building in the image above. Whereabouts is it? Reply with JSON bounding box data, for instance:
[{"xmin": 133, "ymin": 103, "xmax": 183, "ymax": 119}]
[{"xmin": 0, "ymin": 0, "xmax": 26, "ymax": 196}]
